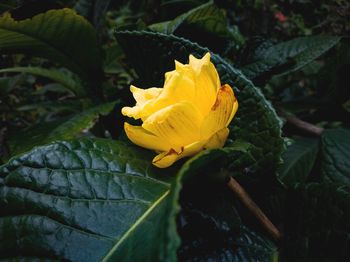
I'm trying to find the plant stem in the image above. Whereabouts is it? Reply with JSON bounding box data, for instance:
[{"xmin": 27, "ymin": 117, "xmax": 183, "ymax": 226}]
[
  {"xmin": 279, "ymin": 111, "xmax": 324, "ymax": 136},
  {"xmin": 227, "ymin": 177, "xmax": 282, "ymax": 241}
]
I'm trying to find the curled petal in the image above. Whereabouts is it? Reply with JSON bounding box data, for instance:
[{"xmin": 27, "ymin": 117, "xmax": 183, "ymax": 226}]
[
  {"xmin": 201, "ymin": 84, "xmax": 238, "ymax": 140},
  {"xmin": 124, "ymin": 123, "xmax": 171, "ymax": 152},
  {"xmin": 142, "ymin": 101, "xmax": 203, "ymax": 150},
  {"xmin": 152, "ymin": 128, "xmax": 230, "ymax": 168},
  {"xmin": 130, "ymin": 85, "xmax": 162, "ymax": 105},
  {"xmin": 121, "ymin": 85, "xmax": 162, "ymax": 120},
  {"xmin": 152, "ymin": 141, "xmax": 205, "ymax": 168}
]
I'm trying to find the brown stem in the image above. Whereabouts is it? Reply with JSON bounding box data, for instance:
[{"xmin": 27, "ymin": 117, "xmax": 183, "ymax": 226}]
[
  {"xmin": 279, "ymin": 111, "xmax": 324, "ymax": 136},
  {"xmin": 227, "ymin": 177, "xmax": 282, "ymax": 241}
]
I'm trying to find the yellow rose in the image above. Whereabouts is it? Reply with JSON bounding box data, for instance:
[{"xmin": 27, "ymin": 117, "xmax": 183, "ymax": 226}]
[{"xmin": 122, "ymin": 52, "xmax": 238, "ymax": 168}]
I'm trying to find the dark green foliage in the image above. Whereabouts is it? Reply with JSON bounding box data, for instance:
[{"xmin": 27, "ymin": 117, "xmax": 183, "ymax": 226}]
[
  {"xmin": 320, "ymin": 129, "xmax": 350, "ymax": 186},
  {"xmin": 0, "ymin": 1, "xmax": 349, "ymax": 261},
  {"xmin": 278, "ymin": 137, "xmax": 319, "ymax": 185},
  {"xmin": 281, "ymin": 183, "xmax": 350, "ymax": 261},
  {"xmin": 7, "ymin": 102, "xmax": 117, "ymax": 157},
  {"xmin": 241, "ymin": 36, "xmax": 341, "ymax": 82},
  {"xmin": 0, "ymin": 138, "xmax": 180, "ymax": 261},
  {"xmin": 0, "ymin": 9, "xmax": 102, "ymax": 82}
]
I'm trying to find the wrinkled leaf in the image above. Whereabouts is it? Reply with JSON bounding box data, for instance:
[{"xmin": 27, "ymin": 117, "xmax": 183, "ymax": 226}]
[
  {"xmin": 0, "ymin": 138, "xmax": 180, "ymax": 261},
  {"xmin": 242, "ymin": 36, "xmax": 341, "ymax": 80}
]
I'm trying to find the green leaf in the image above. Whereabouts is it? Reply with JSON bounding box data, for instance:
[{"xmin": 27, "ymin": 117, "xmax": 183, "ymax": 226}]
[
  {"xmin": 0, "ymin": 9, "xmax": 102, "ymax": 81},
  {"xmin": 0, "ymin": 67, "xmax": 86, "ymax": 97},
  {"xmin": 320, "ymin": 128, "xmax": 350, "ymax": 186},
  {"xmin": 7, "ymin": 102, "xmax": 117, "ymax": 157},
  {"xmin": 149, "ymin": 2, "xmax": 243, "ymax": 53},
  {"xmin": 149, "ymin": 2, "xmax": 228, "ymax": 36},
  {"xmin": 277, "ymin": 137, "xmax": 319, "ymax": 186},
  {"xmin": 74, "ymin": 0, "xmax": 111, "ymax": 29},
  {"xmin": 241, "ymin": 36, "xmax": 341, "ymax": 80},
  {"xmin": 0, "ymin": 138, "xmax": 180, "ymax": 261},
  {"xmin": 115, "ymin": 30, "xmax": 284, "ymax": 174},
  {"xmin": 103, "ymin": 43, "xmax": 124, "ymax": 74}
]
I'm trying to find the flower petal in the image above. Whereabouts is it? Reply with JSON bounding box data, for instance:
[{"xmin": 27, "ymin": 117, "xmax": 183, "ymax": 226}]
[
  {"xmin": 124, "ymin": 122, "xmax": 171, "ymax": 152},
  {"xmin": 189, "ymin": 52, "xmax": 221, "ymax": 115},
  {"xmin": 152, "ymin": 128, "xmax": 230, "ymax": 168},
  {"xmin": 152, "ymin": 141, "xmax": 205, "ymax": 168},
  {"xmin": 121, "ymin": 85, "xmax": 163, "ymax": 120},
  {"xmin": 201, "ymin": 84, "xmax": 238, "ymax": 140},
  {"xmin": 130, "ymin": 85, "xmax": 162, "ymax": 105},
  {"xmin": 204, "ymin": 127, "xmax": 229, "ymax": 149},
  {"xmin": 142, "ymin": 101, "xmax": 203, "ymax": 149},
  {"xmin": 161, "ymin": 66, "xmax": 196, "ymax": 103}
]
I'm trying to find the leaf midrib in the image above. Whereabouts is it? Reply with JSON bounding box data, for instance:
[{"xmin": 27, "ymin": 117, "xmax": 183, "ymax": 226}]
[{"xmin": 101, "ymin": 190, "xmax": 170, "ymax": 261}]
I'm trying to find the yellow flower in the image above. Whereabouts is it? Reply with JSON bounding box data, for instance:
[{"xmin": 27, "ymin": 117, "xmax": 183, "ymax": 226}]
[{"xmin": 122, "ymin": 52, "xmax": 238, "ymax": 168}]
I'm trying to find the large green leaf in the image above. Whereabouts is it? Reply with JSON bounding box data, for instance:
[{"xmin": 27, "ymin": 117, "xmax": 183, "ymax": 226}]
[
  {"xmin": 7, "ymin": 102, "xmax": 117, "ymax": 157},
  {"xmin": 241, "ymin": 36, "xmax": 341, "ymax": 80},
  {"xmin": 0, "ymin": 138, "xmax": 180, "ymax": 261},
  {"xmin": 320, "ymin": 128, "xmax": 350, "ymax": 186},
  {"xmin": 0, "ymin": 67, "xmax": 85, "ymax": 97},
  {"xmin": 277, "ymin": 137, "xmax": 319, "ymax": 186},
  {"xmin": 0, "ymin": 8, "xmax": 102, "ymax": 81},
  {"xmin": 115, "ymin": 30, "xmax": 284, "ymax": 174}
]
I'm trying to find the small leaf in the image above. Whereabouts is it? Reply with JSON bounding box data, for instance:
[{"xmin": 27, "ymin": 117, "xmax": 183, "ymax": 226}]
[
  {"xmin": 320, "ymin": 128, "xmax": 350, "ymax": 186},
  {"xmin": 277, "ymin": 137, "xmax": 319, "ymax": 186},
  {"xmin": 7, "ymin": 102, "xmax": 117, "ymax": 157},
  {"xmin": 0, "ymin": 67, "xmax": 86, "ymax": 97},
  {"xmin": 242, "ymin": 36, "xmax": 341, "ymax": 80},
  {"xmin": 0, "ymin": 138, "xmax": 180, "ymax": 261}
]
